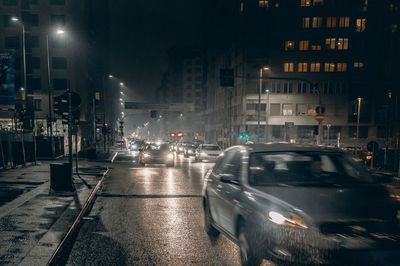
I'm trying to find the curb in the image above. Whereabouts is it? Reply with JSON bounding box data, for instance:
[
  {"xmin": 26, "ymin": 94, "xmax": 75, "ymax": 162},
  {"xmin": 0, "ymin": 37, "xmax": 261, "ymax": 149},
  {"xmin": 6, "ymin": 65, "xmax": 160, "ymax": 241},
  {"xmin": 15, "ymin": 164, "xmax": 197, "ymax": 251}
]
[{"xmin": 46, "ymin": 168, "xmax": 109, "ymax": 266}]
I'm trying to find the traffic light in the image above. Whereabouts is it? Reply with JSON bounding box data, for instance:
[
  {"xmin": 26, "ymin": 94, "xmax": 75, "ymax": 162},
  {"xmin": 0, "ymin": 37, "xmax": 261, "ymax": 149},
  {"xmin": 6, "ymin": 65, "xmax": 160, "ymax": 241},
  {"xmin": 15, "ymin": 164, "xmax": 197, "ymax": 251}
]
[
  {"xmin": 150, "ymin": 110, "xmax": 158, "ymax": 118},
  {"xmin": 239, "ymin": 133, "xmax": 250, "ymax": 139},
  {"xmin": 220, "ymin": 68, "xmax": 234, "ymax": 87}
]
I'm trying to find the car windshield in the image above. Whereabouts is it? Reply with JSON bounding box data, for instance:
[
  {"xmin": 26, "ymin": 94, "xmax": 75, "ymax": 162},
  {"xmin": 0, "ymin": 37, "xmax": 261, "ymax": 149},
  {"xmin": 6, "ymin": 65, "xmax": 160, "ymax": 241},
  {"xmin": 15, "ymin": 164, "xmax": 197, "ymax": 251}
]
[
  {"xmin": 248, "ymin": 151, "xmax": 374, "ymax": 187},
  {"xmin": 202, "ymin": 145, "xmax": 220, "ymax": 151}
]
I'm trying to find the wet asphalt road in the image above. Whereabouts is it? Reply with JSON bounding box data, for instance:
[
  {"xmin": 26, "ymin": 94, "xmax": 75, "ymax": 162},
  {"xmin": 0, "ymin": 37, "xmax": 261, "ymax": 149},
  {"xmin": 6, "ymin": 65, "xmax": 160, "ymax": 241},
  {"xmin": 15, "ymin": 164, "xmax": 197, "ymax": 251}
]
[{"xmin": 66, "ymin": 151, "xmax": 243, "ymax": 265}]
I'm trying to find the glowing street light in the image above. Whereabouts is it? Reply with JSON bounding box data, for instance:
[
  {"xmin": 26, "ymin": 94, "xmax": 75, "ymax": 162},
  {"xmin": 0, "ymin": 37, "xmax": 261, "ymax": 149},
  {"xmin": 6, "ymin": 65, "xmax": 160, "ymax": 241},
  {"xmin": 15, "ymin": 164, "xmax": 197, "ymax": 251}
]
[
  {"xmin": 56, "ymin": 29, "xmax": 65, "ymax": 35},
  {"xmin": 108, "ymin": 74, "xmax": 113, "ymax": 78},
  {"xmin": 120, "ymin": 82, "xmax": 124, "ymax": 86},
  {"xmin": 11, "ymin": 17, "xmax": 19, "ymax": 22},
  {"xmin": 120, "ymin": 91, "xmax": 124, "ymax": 95}
]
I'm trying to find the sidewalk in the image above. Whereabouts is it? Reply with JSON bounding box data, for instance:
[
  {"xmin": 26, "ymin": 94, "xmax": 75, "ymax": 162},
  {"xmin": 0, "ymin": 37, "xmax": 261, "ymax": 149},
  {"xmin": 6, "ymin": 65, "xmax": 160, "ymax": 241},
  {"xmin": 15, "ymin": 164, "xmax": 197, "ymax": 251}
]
[{"xmin": 0, "ymin": 158, "xmax": 111, "ymax": 266}]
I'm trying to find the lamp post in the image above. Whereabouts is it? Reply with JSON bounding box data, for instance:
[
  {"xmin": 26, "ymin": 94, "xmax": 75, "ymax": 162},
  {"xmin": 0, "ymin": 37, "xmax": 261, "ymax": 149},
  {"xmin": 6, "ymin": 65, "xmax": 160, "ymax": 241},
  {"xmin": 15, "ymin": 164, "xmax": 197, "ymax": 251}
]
[
  {"xmin": 265, "ymin": 89, "xmax": 270, "ymax": 142},
  {"xmin": 10, "ymin": 17, "xmax": 27, "ymax": 95},
  {"xmin": 356, "ymin": 97, "xmax": 363, "ymax": 157},
  {"xmin": 46, "ymin": 28, "xmax": 66, "ymax": 157},
  {"xmin": 257, "ymin": 66, "xmax": 269, "ymax": 143}
]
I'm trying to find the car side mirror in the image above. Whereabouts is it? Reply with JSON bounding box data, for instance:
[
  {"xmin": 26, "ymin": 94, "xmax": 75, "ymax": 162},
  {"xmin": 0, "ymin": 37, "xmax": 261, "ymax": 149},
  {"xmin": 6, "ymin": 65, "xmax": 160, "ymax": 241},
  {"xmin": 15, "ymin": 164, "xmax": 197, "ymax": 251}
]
[{"xmin": 220, "ymin": 173, "xmax": 240, "ymax": 185}]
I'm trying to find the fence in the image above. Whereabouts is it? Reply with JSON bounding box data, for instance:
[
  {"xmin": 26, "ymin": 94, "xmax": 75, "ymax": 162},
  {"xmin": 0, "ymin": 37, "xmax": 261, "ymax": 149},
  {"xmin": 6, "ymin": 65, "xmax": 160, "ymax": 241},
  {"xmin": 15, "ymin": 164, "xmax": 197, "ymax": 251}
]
[{"xmin": 0, "ymin": 131, "xmax": 37, "ymax": 168}]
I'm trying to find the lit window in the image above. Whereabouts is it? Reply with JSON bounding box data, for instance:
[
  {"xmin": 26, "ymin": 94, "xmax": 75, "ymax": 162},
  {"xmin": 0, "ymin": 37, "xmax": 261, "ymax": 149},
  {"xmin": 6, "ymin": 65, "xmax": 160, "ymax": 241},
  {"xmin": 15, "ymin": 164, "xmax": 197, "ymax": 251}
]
[
  {"xmin": 300, "ymin": 0, "xmax": 311, "ymax": 7},
  {"xmin": 302, "ymin": 17, "xmax": 310, "ymax": 28},
  {"xmin": 313, "ymin": 0, "xmax": 323, "ymax": 6},
  {"xmin": 324, "ymin": 63, "xmax": 335, "ymax": 72},
  {"xmin": 356, "ymin": 18, "xmax": 366, "ymax": 32},
  {"xmin": 298, "ymin": 62, "xmax": 308, "ymax": 72},
  {"xmin": 299, "ymin": 40, "xmax": 309, "ymax": 50},
  {"xmin": 259, "ymin": 0, "xmax": 269, "ymax": 8},
  {"xmin": 325, "ymin": 38, "xmax": 336, "ymax": 49},
  {"xmin": 326, "ymin": 17, "xmax": 337, "ymax": 28},
  {"xmin": 337, "ymin": 63, "xmax": 347, "ymax": 72},
  {"xmin": 284, "ymin": 63, "xmax": 294, "ymax": 72},
  {"xmin": 282, "ymin": 104, "xmax": 294, "ymax": 116},
  {"xmin": 312, "ymin": 17, "xmax": 323, "ymax": 28},
  {"xmin": 95, "ymin": 92, "xmax": 101, "ymax": 100},
  {"xmin": 354, "ymin": 62, "xmax": 364, "ymax": 69},
  {"xmin": 337, "ymin": 38, "xmax": 349, "ymax": 50},
  {"xmin": 285, "ymin": 40, "xmax": 295, "ymax": 51},
  {"xmin": 311, "ymin": 44, "xmax": 321, "ymax": 50},
  {"xmin": 310, "ymin": 63, "xmax": 320, "ymax": 72},
  {"xmin": 339, "ymin": 16, "xmax": 350, "ymax": 27}
]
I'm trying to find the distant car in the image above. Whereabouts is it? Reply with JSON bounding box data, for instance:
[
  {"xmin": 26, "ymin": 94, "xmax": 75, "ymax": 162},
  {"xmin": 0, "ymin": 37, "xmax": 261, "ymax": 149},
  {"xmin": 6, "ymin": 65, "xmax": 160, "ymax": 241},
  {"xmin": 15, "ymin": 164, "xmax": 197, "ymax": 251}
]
[
  {"xmin": 139, "ymin": 144, "xmax": 174, "ymax": 167},
  {"xmin": 195, "ymin": 144, "xmax": 222, "ymax": 162},
  {"xmin": 183, "ymin": 144, "xmax": 197, "ymax": 158},
  {"xmin": 203, "ymin": 143, "xmax": 400, "ymax": 265}
]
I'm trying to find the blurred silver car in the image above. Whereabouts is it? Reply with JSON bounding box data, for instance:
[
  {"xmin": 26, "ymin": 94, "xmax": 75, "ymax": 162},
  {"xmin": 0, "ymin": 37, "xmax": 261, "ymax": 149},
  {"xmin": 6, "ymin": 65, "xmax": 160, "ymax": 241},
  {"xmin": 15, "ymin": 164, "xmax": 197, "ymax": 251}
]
[
  {"xmin": 195, "ymin": 144, "xmax": 222, "ymax": 162},
  {"xmin": 202, "ymin": 143, "xmax": 400, "ymax": 265}
]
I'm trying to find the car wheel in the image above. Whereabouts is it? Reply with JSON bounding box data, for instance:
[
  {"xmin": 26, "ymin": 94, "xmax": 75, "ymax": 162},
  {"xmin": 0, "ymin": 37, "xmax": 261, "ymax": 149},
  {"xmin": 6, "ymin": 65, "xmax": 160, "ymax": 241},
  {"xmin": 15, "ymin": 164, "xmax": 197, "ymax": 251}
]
[
  {"xmin": 203, "ymin": 199, "xmax": 220, "ymax": 239},
  {"xmin": 238, "ymin": 226, "xmax": 262, "ymax": 266}
]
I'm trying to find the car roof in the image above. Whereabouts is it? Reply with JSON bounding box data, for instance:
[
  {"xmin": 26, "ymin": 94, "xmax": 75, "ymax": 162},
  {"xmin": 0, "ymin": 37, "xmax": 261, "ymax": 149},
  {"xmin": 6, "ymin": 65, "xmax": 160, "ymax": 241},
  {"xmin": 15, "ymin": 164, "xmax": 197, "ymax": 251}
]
[{"xmin": 243, "ymin": 143, "xmax": 343, "ymax": 153}]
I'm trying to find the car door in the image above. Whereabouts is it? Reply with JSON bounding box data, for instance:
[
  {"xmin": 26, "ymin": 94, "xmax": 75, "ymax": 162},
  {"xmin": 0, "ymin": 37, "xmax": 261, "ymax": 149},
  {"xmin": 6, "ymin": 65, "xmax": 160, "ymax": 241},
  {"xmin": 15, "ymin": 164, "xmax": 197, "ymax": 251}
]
[
  {"xmin": 216, "ymin": 148, "xmax": 243, "ymax": 235},
  {"xmin": 206, "ymin": 152, "xmax": 230, "ymax": 226}
]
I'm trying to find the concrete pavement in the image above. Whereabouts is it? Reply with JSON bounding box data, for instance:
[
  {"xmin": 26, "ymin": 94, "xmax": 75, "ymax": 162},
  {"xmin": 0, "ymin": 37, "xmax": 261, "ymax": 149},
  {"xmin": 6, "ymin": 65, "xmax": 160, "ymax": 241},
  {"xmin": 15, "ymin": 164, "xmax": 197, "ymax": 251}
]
[{"xmin": 0, "ymin": 156, "xmax": 112, "ymax": 266}]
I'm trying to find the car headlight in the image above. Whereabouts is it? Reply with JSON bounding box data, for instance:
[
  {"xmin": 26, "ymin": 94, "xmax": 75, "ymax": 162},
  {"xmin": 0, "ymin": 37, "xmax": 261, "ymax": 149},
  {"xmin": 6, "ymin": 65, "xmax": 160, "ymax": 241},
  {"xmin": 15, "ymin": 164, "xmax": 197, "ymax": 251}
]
[
  {"xmin": 167, "ymin": 153, "xmax": 174, "ymax": 159},
  {"xmin": 268, "ymin": 211, "xmax": 308, "ymax": 229},
  {"xmin": 143, "ymin": 153, "xmax": 151, "ymax": 158},
  {"xmin": 200, "ymin": 152, "xmax": 208, "ymax": 157}
]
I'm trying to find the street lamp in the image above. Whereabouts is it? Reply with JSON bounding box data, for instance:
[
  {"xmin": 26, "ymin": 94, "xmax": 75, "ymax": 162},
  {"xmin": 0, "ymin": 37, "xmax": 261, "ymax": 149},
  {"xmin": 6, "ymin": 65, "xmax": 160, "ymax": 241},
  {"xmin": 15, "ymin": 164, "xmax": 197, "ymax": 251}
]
[
  {"xmin": 257, "ymin": 66, "xmax": 270, "ymax": 143},
  {"xmin": 46, "ymin": 27, "xmax": 67, "ymax": 157},
  {"xmin": 265, "ymin": 89, "xmax": 270, "ymax": 142},
  {"xmin": 108, "ymin": 74, "xmax": 113, "ymax": 78},
  {"xmin": 120, "ymin": 82, "xmax": 124, "ymax": 86}
]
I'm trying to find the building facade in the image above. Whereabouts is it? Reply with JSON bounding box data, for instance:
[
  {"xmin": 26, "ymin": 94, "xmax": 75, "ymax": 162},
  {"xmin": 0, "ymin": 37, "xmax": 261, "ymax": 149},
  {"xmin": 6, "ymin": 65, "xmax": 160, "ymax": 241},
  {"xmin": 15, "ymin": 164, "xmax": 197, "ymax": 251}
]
[
  {"xmin": 157, "ymin": 46, "xmax": 207, "ymax": 140},
  {"xmin": 0, "ymin": 0, "xmax": 110, "ymax": 148},
  {"xmin": 204, "ymin": 0, "xmax": 400, "ymax": 149}
]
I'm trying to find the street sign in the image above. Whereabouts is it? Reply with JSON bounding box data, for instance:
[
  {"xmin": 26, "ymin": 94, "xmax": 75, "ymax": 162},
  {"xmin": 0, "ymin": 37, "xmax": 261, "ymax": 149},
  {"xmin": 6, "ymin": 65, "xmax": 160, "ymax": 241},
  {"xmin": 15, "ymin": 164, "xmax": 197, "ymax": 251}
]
[
  {"xmin": 285, "ymin": 122, "xmax": 294, "ymax": 128},
  {"xmin": 315, "ymin": 114, "xmax": 324, "ymax": 124}
]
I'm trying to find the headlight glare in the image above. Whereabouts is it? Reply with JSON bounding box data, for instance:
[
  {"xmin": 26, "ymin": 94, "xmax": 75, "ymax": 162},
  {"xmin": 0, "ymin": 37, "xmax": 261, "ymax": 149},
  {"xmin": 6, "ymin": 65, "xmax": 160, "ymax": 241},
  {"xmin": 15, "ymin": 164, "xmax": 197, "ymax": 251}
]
[
  {"xmin": 143, "ymin": 153, "xmax": 151, "ymax": 158},
  {"xmin": 268, "ymin": 211, "xmax": 307, "ymax": 229}
]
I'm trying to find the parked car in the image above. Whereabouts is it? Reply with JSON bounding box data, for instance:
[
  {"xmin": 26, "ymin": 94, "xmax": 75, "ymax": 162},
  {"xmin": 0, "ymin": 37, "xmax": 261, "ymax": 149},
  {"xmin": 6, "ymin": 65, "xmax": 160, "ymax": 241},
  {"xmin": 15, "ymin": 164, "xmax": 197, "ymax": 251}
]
[
  {"xmin": 139, "ymin": 143, "xmax": 174, "ymax": 167},
  {"xmin": 202, "ymin": 143, "xmax": 400, "ymax": 265},
  {"xmin": 195, "ymin": 144, "xmax": 222, "ymax": 162}
]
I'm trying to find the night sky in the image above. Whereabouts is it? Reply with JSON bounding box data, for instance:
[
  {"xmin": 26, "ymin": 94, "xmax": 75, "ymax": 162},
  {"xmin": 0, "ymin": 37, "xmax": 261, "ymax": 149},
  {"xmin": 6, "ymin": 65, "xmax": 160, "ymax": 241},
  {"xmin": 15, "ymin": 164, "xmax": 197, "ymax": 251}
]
[{"xmin": 109, "ymin": 0, "xmax": 203, "ymax": 102}]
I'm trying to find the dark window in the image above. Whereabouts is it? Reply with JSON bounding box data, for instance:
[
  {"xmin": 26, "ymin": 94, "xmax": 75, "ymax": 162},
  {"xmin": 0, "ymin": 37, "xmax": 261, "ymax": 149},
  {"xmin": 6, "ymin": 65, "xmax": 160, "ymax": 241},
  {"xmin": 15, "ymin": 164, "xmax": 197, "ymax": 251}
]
[
  {"xmin": 29, "ymin": 14, "xmax": 39, "ymax": 26},
  {"xmin": 53, "ymin": 78, "xmax": 68, "ymax": 90},
  {"xmin": 27, "ymin": 36, "xmax": 39, "ymax": 49},
  {"xmin": 28, "ymin": 77, "xmax": 41, "ymax": 90},
  {"xmin": 49, "ymin": 0, "xmax": 65, "ymax": 5},
  {"xmin": 3, "ymin": 0, "xmax": 18, "ymax": 5},
  {"xmin": 5, "ymin": 36, "xmax": 20, "ymax": 49},
  {"xmin": 52, "ymin": 57, "xmax": 67, "ymax": 69},
  {"xmin": 272, "ymin": 125, "xmax": 284, "ymax": 139},
  {"xmin": 50, "ymin": 15, "xmax": 66, "ymax": 26},
  {"xmin": 34, "ymin": 99, "xmax": 42, "ymax": 111},
  {"xmin": 31, "ymin": 57, "xmax": 40, "ymax": 69}
]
